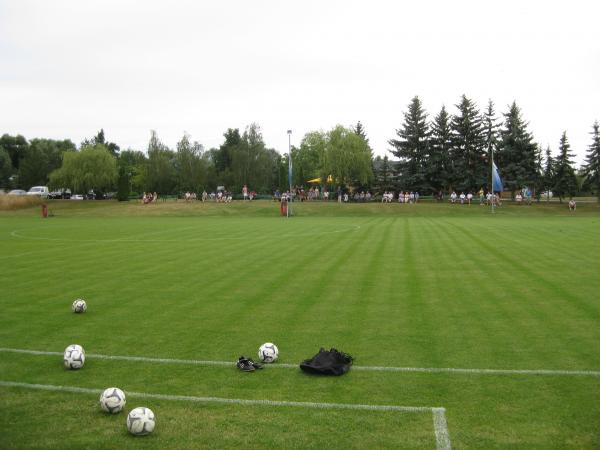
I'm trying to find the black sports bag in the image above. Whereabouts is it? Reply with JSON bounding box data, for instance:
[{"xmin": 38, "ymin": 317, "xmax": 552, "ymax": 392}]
[{"xmin": 299, "ymin": 348, "xmax": 353, "ymax": 376}]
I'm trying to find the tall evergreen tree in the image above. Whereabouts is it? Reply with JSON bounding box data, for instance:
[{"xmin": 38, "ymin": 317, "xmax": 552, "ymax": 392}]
[
  {"xmin": 483, "ymin": 100, "xmax": 500, "ymax": 190},
  {"xmin": 583, "ymin": 121, "xmax": 600, "ymax": 201},
  {"xmin": 450, "ymin": 95, "xmax": 486, "ymax": 192},
  {"xmin": 389, "ymin": 96, "xmax": 429, "ymax": 191},
  {"xmin": 532, "ymin": 144, "xmax": 544, "ymax": 198},
  {"xmin": 353, "ymin": 121, "xmax": 369, "ymax": 144},
  {"xmin": 372, "ymin": 155, "xmax": 394, "ymax": 192},
  {"xmin": 542, "ymin": 146, "xmax": 555, "ymax": 202},
  {"xmin": 553, "ymin": 132, "xmax": 578, "ymax": 202},
  {"xmin": 496, "ymin": 102, "xmax": 538, "ymax": 196},
  {"xmin": 428, "ymin": 105, "xmax": 452, "ymax": 193}
]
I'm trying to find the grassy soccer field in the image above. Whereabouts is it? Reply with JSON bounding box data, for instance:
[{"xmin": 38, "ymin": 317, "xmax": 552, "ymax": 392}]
[{"xmin": 0, "ymin": 200, "xmax": 599, "ymax": 449}]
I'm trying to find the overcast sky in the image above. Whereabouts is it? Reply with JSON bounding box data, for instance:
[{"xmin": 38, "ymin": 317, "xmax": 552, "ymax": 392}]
[{"xmin": 1, "ymin": 0, "xmax": 598, "ymax": 166}]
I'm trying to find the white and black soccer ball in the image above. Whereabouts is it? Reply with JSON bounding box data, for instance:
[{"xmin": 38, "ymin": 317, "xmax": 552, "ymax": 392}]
[
  {"xmin": 127, "ymin": 407, "xmax": 155, "ymax": 436},
  {"xmin": 64, "ymin": 344, "xmax": 85, "ymax": 370},
  {"xmin": 258, "ymin": 342, "xmax": 279, "ymax": 363},
  {"xmin": 71, "ymin": 299, "xmax": 87, "ymax": 313},
  {"xmin": 99, "ymin": 387, "xmax": 126, "ymax": 414}
]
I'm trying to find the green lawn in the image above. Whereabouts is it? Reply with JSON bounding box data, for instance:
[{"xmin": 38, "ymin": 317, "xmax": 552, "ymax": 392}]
[{"xmin": 1, "ymin": 200, "xmax": 599, "ymax": 449}]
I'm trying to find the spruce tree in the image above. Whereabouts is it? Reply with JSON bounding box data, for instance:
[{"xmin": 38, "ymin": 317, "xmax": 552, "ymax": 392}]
[
  {"xmin": 542, "ymin": 146, "xmax": 555, "ymax": 202},
  {"xmin": 553, "ymin": 132, "xmax": 578, "ymax": 202},
  {"xmin": 533, "ymin": 144, "xmax": 544, "ymax": 199},
  {"xmin": 496, "ymin": 102, "xmax": 538, "ymax": 197},
  {"xmin": 389, "ymin": 96, "xmax": 429, "ymax": 192},
  {"xmin": 428, "ymin": 105, "xmax": 452, "ymax": 193},
  {"xmin": 353, "ymin": 121, "xmax": 369, "ymax": 144},
  {"xmin": 583, "ymin": 121, "xmax": 600, "ymax": 201},
  {"xmin": 450, "ymin": 95, "xmax": 486, "ymax": 193},
  {"xmin": 483, "ymin": 100, "xmax": 500, "ymax": 191}
]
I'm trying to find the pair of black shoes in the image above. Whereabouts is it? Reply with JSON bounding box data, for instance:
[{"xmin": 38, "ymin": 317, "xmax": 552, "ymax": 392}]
[{"xmin": 237, "ymin": 356, "xmax": 263, "ymax": 372}]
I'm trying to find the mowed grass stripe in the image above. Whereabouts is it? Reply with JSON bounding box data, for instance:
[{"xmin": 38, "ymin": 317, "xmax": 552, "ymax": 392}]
[
  {"xmin": 244, "ymin": 217, "xmax": 381, "ymax": 349},
  {"xmin": 436, "ymin": 217, "xmax": 600, "ymax": 368},
  {"xmin": 349, "ymin": 218, "xmax": 399, "ymax": 351},
  {"xmin": 449, "ymin": 219, "xmax": 600, "ymax": 322},
  {"xmin": 321, "ymin": 218, "xmax": 397, "ymax": 347},
  {"xmin": 194, "ymin": 219, "xmax": 364, "ymax": 341},
  {"xmin": 436, "ymin": 218, "xmax": 568, "ymax": 369},
  {"xmin": 420, "ymin": 215, "xmax": 505, "ymax": 367}
]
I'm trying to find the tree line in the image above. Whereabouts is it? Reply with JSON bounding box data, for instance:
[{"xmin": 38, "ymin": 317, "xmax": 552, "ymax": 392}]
[
  {"xmin": 381, "ymin": 95, "xmax": 599, "ymax": 201},
  {"xmin": 1, "ymin": 96, "xmax": 599, "ymax": 201}
]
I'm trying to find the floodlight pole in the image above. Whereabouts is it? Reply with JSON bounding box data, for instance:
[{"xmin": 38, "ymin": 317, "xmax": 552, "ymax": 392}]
[{"xmin": 287, "ymin": 129, "xmax": 292, "ymax": 218}]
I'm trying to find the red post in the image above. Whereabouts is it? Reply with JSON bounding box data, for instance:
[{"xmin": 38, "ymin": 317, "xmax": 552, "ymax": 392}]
[
  {"xmin": 41, "ymin": 204, "xmax": 48, "ymax": 218},
  {"xmin": 280, "ymin": 199, "xmax": 287, "ymax": 216}
]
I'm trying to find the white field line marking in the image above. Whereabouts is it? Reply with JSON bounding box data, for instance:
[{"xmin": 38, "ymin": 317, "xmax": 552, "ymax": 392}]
[
  {"xmin": 0, "ymin": 380, "xmax": 433, "ymax": 413},
  {"xmin": 2, "ymin": 347, "xmax": 599, "ymax": 377},
  {"xmin": 9, "ymin": 225, "xmax": 361, "ymax": 243},
  {"xmin": 0, "ymin": 380, "xmax": 450, "ymax": 449},
  {"xmin": 433, "ymin": 408, "xmax": 452, "ymax": 450}
]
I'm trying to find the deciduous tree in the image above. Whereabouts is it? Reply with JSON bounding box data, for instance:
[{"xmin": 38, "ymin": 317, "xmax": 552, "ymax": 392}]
[{"xmin": 49, "ymin": 144, "xmax": 117, "ymax": 194}]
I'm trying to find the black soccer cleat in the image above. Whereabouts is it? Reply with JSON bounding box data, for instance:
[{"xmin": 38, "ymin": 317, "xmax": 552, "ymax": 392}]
[
  {"xmin": 251, "ymin": 360, "xmax": 263, "ymax": 370},
  {"xmin": 237, "ymin": 356, "xmax": 256, "ymax": 372}
]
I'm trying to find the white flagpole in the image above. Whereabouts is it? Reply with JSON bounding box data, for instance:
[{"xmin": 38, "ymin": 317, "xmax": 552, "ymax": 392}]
[
  {"xmin": 287, "ymin": 130, "xmax": 292, "ymax": 218},
  {"xmin": 491, "ymin": 142, "xmax": 495, "ymax": 214}
]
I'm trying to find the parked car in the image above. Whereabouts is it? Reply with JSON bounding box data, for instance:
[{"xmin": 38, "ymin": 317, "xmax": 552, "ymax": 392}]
[
  {"xmin": 48, "ymin": 189, "xmax": 71, "ymax": 199},
  {"xmin": 86, "ymin": 190, "xmax": 106, "ymax": 200},
  {"xmin": 26, "ymin": 186, "xmax": 49, "ymax": 198},
  {"xmin": 8, "ymin": 189, "xmax": 27, "ymax": 196},
  {"xmin": 71, "ymin": 194, "xmax": 84, "ymax": 200}
]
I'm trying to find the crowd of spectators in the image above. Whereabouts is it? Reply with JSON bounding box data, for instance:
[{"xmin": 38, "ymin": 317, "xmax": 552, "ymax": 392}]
[{"xmin": 145, "ymin": 185, "xmax": 578, "ymax": 211}]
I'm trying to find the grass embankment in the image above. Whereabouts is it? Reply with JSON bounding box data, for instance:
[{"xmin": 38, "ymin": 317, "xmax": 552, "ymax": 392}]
[{"xmin": 2, "ymin": 197, "xmax": 599, "ymax": 218}]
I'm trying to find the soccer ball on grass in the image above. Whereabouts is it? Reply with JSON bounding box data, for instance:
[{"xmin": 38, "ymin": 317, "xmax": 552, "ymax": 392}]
[
  {"xmin": 127, "ymin": 407, "xmax": 155, "ymax": 435},
  {"xmin": 72, "ymin": 299, "xmax": 87, "ymax": 313},
  {"xmin": 63, "ymin": 344, "xmax": 85, "ymax": 370},
  {"xmin": 258, "ymin": 342, "xmax": 278, "ymax": 363},
  {"xmin": 99, "ymin": 387, "xmax": 126, "ymax": 414}
]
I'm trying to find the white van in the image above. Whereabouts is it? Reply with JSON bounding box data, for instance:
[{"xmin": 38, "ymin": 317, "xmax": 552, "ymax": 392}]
[{"xmin": 27, "ymin": 186, "xmax": 49, "ymax": 198}]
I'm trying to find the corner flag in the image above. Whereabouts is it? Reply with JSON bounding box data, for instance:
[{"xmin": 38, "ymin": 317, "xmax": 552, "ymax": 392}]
[{"xmin": 492, "ymin": 162, "xmax": 503, "ymax": 193}]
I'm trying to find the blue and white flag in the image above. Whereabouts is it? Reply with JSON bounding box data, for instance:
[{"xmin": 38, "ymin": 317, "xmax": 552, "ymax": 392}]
[{"xmin": 492, "ymin": 162, "xmax": 503, "ymax": 193}]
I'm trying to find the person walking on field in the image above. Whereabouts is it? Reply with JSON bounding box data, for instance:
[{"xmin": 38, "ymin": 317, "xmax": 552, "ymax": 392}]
[{"xmin": 242, "ymin": 185, "xmax": 248, "ymax": 201}]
